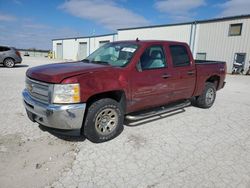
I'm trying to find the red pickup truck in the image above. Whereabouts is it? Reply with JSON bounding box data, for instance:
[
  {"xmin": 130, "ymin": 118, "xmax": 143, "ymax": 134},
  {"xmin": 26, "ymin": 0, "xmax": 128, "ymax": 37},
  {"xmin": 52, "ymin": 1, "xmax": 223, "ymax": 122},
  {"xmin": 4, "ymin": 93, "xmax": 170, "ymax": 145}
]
[{"xmin": 23, "ymin": 40, "xmax": 226, "ymax": 143}]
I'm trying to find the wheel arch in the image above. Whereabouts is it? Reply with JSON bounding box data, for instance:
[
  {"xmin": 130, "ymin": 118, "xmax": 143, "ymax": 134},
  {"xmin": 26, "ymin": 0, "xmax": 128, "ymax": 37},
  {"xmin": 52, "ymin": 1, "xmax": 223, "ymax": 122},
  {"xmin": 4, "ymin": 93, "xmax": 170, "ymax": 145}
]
[
  {"xmin": 206, "ymin": 75, "xmax": 220, "ymax": 90},
  {"xmin": 85, "ymin": 90, "xmax": 127, "ymax": 112},
  {"xmin": 3, "ymin": 57, "xmax": 15, "ymax": 63},
  {"xmin": 82, "ymin": 91, "xmax": 126, "ymax": 141}
]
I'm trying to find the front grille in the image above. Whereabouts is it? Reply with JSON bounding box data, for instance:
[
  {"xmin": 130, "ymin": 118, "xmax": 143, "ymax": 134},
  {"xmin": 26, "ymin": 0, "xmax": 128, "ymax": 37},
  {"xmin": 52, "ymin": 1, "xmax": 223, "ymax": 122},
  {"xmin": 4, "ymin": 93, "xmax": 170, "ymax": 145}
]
[{"xmin": 26, "ymin": 77, "xmax": 51, "ymax": 103}]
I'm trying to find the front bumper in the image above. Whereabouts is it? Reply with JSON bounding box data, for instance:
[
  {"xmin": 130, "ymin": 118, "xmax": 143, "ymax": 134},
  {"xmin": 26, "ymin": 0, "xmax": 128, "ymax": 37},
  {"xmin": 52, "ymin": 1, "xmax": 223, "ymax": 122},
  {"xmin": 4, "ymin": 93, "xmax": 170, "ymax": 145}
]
[{"xmin": 22, "ymin": 89, "xmax": 86, "ymax": 131}]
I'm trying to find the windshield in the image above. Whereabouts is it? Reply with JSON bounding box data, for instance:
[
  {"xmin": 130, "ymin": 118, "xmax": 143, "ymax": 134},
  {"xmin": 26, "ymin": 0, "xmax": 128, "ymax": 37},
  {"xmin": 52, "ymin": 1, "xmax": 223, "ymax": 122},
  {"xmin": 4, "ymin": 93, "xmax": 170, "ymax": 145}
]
[{"xmin": 84, "ymin": 43, "xmax": 139, "ymax": 67}]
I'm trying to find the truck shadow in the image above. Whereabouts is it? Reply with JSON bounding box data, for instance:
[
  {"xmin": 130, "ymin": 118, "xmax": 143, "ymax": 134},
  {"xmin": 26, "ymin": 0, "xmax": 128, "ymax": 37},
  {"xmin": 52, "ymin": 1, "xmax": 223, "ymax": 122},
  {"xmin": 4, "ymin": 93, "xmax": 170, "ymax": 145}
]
[
  {"xmin": 13, "ymin": 64, "xmax": 29, "ymax": 68},
  {"xmin": 124, "ymin": 108, "xmax": 186, "ymax": 127},
  {"xmin": 38, "ymin": 125, "xmax": 86, "ymax": 142}
]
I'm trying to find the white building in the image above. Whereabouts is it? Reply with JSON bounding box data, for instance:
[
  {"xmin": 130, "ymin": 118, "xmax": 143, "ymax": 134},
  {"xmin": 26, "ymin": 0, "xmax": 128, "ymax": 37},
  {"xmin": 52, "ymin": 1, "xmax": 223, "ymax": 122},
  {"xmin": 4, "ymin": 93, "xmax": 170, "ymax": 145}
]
[
  {"xmin": 52, "ymin": 33, "xmax": 117, "ymax": 60},
  {"xmin": 52, "ymin": 14, "xmax": 250, "ymax": 73},
  {"xmin": 195, "ymin": 17, "xmax": 250, "ymax": 71},
  {"xmin": 18, "ymin": 49, "xmax": 49, "ymax": 57}
]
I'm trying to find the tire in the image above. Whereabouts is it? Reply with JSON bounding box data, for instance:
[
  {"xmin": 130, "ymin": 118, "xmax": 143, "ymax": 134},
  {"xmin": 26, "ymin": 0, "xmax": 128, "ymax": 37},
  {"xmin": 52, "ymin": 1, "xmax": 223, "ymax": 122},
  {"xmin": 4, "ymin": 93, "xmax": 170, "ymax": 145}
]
[
  {"xmin": 232, "ymin": 68, "xmax": 236, "ymax": 74},
  {"xmin": 194, "ymin": 82, "xmax": 216, "ymax": 109},
  {"xmin": 4, "ymin": 58, "xmax": 15, "ymax": 68},
  {"xmin": 83, "ymin": 98, "xmax": 124, "ymax": 143},
  {"xmin": 246, "ymin": 69, "xmax": 250, "ymax": 75}
]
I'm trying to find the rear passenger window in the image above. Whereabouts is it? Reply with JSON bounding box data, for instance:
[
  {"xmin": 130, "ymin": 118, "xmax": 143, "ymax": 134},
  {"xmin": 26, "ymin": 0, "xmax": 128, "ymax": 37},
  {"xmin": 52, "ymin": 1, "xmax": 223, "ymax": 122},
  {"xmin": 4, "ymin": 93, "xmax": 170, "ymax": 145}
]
[{"xmin": 170, "ymin": 45, "xmax": 190, "ymax": 67}]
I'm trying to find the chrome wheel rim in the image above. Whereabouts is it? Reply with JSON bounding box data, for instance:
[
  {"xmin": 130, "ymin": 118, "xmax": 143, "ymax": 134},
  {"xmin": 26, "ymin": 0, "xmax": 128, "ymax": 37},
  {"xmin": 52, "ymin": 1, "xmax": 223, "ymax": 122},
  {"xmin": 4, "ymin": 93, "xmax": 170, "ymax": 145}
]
[
  {"xmin": 5, "ymin": 59, "xmax": 14, "ymax": 67},
  {"xmin": 95, "ymin": 108, "xmax": 118, "ymax": 136},
  {"xmin": 206, "ymin": 88, "xmax": 215, "ymax": 105}
]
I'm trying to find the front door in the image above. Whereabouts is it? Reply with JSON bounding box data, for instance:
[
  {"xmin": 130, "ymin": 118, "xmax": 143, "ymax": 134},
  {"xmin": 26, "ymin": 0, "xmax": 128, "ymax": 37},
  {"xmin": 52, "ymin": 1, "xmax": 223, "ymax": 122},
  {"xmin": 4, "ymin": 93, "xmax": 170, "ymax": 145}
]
[{"xmin": 130, "ymin": 44, "xmax": 174, "ymax": 112}]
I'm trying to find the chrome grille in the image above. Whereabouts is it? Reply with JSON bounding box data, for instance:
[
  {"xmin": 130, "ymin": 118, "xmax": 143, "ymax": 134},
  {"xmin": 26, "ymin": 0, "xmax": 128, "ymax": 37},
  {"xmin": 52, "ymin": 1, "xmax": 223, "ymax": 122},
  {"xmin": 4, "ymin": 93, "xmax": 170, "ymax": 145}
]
[{"xmin": 26, "ymin": 77, "xmax": 51, "ymax": 103}]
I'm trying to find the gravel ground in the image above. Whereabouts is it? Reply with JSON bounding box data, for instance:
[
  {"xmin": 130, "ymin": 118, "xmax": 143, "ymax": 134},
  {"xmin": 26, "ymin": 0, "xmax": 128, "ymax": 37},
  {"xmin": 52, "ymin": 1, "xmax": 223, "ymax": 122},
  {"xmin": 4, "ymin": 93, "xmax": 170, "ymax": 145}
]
[
  {"xmin": 0, "ymin": 57, "xmax": 250, "ymax": 188},
  {"xmin": 0, "ymin": 57, "xmax": 77, "ymax": 188}
]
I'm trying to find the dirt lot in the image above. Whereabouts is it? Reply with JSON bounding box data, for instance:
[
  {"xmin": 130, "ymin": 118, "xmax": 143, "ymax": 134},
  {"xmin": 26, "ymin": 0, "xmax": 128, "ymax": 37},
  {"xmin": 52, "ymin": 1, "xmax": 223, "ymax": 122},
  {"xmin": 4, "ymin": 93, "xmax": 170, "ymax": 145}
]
[{"xmin": 0, "ymin": 57, "xmax": 250, "ymax": 188}]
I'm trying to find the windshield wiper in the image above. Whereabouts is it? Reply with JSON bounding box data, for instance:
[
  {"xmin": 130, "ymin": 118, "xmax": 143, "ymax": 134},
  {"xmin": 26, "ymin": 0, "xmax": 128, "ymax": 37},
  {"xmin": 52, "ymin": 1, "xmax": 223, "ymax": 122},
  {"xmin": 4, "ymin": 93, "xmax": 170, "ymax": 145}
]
[
  {"xmin": 81, "ymin": 59, "xmax": 110, "ymax": 65},
  {"xmin": 82, "ymin": 59, "xmax": 90, "ymax": 63},
  {"xmin": 91, "ymin": 61, "xmax": 110, "ymax": 65}
]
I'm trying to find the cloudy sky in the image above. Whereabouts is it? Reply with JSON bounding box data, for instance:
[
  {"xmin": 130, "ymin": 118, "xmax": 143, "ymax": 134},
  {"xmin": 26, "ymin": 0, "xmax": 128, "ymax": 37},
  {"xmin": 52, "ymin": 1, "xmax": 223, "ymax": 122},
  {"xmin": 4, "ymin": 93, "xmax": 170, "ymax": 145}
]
[{"xmin": 0, "ymin": 0, "xmax": 250, "ymax": 50}]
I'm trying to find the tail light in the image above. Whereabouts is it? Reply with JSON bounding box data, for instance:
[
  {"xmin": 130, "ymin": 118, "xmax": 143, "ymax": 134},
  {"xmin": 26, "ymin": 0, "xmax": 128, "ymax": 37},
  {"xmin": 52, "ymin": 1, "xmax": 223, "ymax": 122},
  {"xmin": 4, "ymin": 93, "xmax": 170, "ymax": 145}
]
[{"xmin": 16, "ymin": 50, "xmax": 21, "ymax": 57}]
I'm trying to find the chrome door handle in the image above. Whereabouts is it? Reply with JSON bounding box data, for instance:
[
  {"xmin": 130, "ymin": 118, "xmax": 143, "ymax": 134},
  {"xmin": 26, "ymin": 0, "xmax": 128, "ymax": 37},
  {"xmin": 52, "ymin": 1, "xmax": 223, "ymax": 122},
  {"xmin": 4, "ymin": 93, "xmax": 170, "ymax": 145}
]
[
  {"xmin": 187, "ymin": 70, "xmax": 195, "ymax": 75},
  {"xmin": 162, "ymin": 74, "xmax": 171, "ymax": 79}
]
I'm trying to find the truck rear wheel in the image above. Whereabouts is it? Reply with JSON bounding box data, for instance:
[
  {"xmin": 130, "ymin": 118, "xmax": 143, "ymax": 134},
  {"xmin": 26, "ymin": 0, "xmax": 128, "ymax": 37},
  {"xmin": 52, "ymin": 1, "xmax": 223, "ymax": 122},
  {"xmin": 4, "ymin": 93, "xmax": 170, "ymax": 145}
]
[
  {"xmin": 194, "ymin": 82, "xmax": 216, "ymax": 108},
  {"xmin": 83, "ymin": 98, "xmax": 124, "ymax": 143}
]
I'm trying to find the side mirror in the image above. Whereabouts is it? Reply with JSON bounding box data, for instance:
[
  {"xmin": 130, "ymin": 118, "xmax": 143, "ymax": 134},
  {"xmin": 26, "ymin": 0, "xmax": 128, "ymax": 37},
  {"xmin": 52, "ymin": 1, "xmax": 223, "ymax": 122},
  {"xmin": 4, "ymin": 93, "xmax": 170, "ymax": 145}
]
[{"xmin": 136, "ymin": 62, "xmax": 142, "ymax": 72}]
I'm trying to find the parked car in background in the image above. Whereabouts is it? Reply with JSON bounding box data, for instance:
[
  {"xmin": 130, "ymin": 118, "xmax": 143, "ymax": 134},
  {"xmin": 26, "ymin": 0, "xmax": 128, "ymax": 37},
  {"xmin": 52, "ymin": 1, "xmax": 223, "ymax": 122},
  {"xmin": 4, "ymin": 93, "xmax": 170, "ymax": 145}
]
[
  {"xmin": 0, "ymin": 46, "xmax": 22, "ymax": 68},
  {"xmin": 24, "ymin": 52, "xmax": 30, "ymax": 56}
]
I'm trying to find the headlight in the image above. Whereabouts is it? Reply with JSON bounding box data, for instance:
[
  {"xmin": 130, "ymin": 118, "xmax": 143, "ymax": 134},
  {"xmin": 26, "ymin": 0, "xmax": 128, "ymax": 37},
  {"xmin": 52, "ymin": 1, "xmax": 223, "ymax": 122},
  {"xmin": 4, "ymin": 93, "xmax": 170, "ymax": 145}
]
[{"xmin": 52, "ymin": 83, "xmax": 80, "ymax": 104}]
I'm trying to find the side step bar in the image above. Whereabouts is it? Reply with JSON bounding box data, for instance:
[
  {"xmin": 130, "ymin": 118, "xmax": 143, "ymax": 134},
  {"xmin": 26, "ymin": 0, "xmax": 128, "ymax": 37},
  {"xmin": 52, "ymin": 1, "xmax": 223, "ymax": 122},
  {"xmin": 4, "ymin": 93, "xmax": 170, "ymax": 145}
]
[{"xmin": 125, "ymin": 100, "xmax": 191, "ymax": 121}]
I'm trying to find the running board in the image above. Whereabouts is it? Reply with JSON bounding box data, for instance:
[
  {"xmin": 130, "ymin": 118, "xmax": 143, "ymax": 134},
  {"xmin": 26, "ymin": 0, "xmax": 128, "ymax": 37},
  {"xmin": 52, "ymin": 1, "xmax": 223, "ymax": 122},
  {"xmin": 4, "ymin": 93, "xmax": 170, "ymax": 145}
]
[{"xmin": 125, "ymin": 100, "xmax": 191, "ymax": 121}]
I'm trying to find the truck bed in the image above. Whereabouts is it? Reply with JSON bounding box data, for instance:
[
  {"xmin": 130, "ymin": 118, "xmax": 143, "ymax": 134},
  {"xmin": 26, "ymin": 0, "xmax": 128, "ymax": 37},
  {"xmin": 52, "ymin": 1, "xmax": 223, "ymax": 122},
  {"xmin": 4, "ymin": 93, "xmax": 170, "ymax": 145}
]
[
  {"xmin": 194, "ymin": 60, "xmax": 226, "ymax": 97},
  {"xmin": 195, "ymin": 60, "xmax": 226, "ymax": 65}
]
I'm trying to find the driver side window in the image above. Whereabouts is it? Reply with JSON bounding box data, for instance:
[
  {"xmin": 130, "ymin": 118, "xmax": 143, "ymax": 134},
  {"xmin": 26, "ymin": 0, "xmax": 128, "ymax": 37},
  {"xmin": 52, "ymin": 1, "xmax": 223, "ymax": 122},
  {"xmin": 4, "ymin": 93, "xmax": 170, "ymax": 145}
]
[{"xmin": 139, "ymin": 45, "xmax": 166, "ymax": 70}]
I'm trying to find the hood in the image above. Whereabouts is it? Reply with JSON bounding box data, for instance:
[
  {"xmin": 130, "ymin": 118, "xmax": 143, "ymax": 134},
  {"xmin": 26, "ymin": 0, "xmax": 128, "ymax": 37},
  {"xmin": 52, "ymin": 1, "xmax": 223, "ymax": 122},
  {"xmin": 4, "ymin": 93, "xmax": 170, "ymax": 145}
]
[{"xmin": 26, "ymin": 61, "xmax": 112, "ymax": 83}]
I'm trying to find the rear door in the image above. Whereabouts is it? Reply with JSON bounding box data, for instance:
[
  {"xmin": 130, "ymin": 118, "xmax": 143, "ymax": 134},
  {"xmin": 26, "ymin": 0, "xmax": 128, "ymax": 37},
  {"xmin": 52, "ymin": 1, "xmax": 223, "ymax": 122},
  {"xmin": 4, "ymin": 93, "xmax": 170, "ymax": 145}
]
[
  {"xmin": 168, "ymin": 44, "xmax": 196, "ymax": 100},
  {"xmin": 130, "ymin": 43, "xmax": 175, "ymax": 111}
]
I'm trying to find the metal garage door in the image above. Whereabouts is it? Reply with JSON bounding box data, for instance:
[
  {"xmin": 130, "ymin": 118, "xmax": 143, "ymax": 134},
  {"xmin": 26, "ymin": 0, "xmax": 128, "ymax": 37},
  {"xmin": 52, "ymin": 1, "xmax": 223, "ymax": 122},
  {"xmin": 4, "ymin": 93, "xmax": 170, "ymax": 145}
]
[
  {"xmin": 99, "ymin": 40, "xmax": 110, "ymax": 47},
  {"xmin": 56, "ymin": 43, "xmax": 63, "ymax": 59},
  {"xmin": 78, "ymin": 42, "xmax": 87, "ymax": 60}
]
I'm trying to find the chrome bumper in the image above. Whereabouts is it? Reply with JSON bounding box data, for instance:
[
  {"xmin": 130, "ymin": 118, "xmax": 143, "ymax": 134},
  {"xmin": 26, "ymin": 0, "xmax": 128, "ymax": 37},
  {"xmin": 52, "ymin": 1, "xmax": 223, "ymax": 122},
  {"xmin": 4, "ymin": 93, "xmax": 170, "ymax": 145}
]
[{"xmin": 22, "ymin": 89, "xmax": 86, "ymax": 130}]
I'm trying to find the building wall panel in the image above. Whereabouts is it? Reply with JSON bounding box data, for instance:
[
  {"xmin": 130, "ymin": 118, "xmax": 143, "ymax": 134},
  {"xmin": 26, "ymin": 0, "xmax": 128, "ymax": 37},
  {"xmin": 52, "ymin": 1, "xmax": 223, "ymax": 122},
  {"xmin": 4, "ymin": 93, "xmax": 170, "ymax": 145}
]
[
  {"xmin": 118, "ymin": 25, "xmax": 192, "ymax": 44},
  {"xmin": 89, "ymin": 34, "xmax": 116, "ymax": 54},
  {"xmin": 62, "ymin": 39, "xmax": 77, "ymax": 60},
  {"xmin": 196, "ymin": 18, "xmax": 250, "ymax": 72}
]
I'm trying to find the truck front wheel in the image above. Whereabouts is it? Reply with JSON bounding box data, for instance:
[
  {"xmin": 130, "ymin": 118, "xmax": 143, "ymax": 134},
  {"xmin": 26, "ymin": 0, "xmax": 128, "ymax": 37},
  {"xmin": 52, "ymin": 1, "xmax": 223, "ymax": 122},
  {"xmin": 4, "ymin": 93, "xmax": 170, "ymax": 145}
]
[
  {"xmin": 83, "ymin": 98, "xmax": 124, "ymax": 143},
  {"xmin": 194, "ymin": 82, "xmax": 216, "ymax": 108}
]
